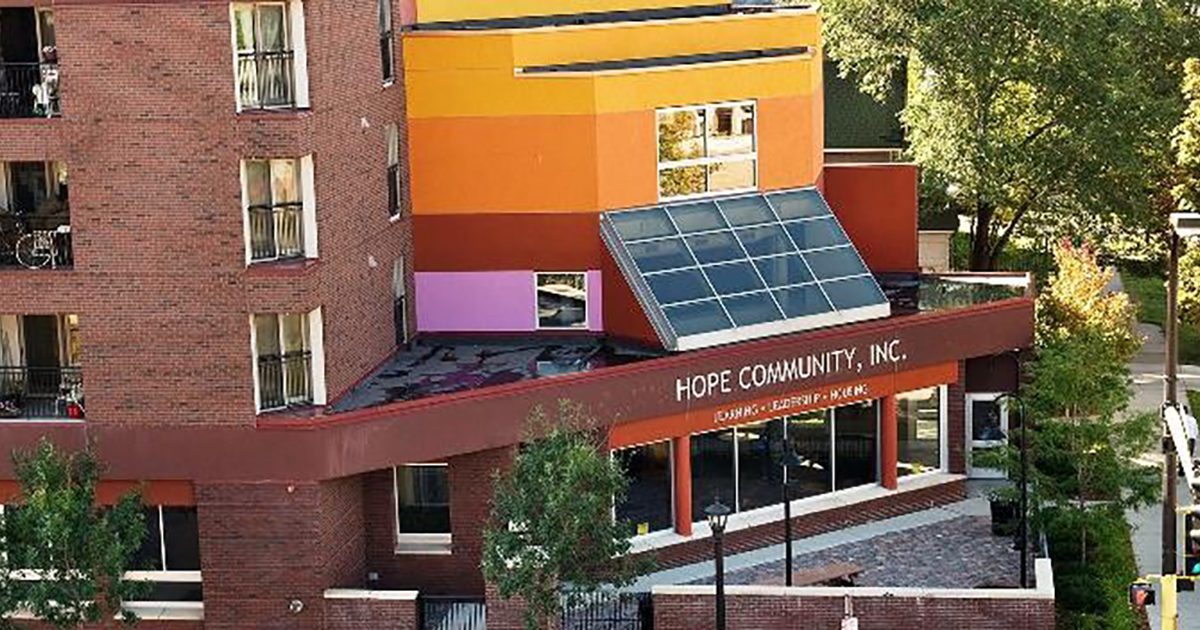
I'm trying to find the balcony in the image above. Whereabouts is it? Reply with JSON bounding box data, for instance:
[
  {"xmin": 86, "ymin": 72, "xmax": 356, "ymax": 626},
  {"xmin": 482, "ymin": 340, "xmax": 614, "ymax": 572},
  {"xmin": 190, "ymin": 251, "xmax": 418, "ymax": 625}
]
[
  {"xmin": 236, "ymin": 50, "xmax": 297, "ymax": 110},
  {"xmin": 0, "ymin": 161, "xmax": 71, "ymax": 269},
  {"xmin": 257, "ymin": 351, "xmax": 313, "ymax": 411},
  {"xmin": 0, "ymin": 314, "xmax": 83, "ymax": 421},
  {"xmin": 0, "ymin": 8, "xmax": 59, "ymax": 119}
]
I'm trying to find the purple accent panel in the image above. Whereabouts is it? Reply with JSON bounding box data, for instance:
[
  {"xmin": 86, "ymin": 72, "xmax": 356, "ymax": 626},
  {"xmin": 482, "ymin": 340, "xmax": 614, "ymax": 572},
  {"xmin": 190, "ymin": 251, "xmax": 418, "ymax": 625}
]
[
  {"xmin": 587, "ymin": 270, "xmax": 603, "ymax": 332},
  {"xmin": 415, "ymin": 272, "xmax": 536, "ymax": 332}
]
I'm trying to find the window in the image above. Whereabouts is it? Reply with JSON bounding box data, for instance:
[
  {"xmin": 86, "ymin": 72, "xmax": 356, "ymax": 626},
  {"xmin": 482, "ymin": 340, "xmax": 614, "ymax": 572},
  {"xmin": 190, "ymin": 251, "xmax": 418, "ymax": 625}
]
[
  {"xmin": 232, "ymin": 1, "xmax": 304, "ymax": 110},
  {"xmin": 244, "ymin": 158, "xmax": 310, "ymax": 262},
  {"xmin": 897, "ymin": 387, "xmax": 944, "ymax": 477},
  {"xmin": 386, "ymin": 124, "xmax": 402, "ymax": 218},
  {"xmin": 394, "ymin": 464, "xmax": 451, "ymax": 552},
  {"xmin": 833, "ymin": 401, "xmax": 878, "ymax": 489},
  {"xmin": 614, "ymin": 441, "xmax": 672, "ymax": 536},
  {"xmin": 657, "ymin": 101, "xmax": 756, "ymax": 200},
  {"xmin": 393, "ymin": 257, "xmax": 407, "ymax": 346},
  {"xmin": 129, "ymin": 506, "xmax": 203, "ymax": 602},
  {"xmin": 536, "ymin": 272, "xmax": 587, "ymax": 329},
  {"xmin": 378, "ymin": 0, "xmax": 394, "ymax": 82},
  {"xmin": 252, "ymin": 311, "xmax": 322, "ymax": 412}
]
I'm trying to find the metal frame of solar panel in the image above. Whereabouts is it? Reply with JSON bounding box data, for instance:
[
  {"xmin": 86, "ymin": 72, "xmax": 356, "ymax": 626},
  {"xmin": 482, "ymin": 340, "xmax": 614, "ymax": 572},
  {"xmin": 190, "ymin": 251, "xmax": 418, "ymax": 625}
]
[{"xmin": 600, "ymin": 187, "xmax": 891, "ymax": 351}]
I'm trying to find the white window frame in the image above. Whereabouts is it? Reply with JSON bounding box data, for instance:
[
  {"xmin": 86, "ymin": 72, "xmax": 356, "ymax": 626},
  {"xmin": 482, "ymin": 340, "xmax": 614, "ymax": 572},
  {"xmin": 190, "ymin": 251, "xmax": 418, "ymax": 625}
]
[
  {"xmin": 534, "ymin": 271, "xmax": 589, "ymax": 331},
  {"xmin": 239, "ymin": 155, "xmax": 318, "ymax": 265},
  {"xmin": 385, "ymin": 124, "xmax": 402, "ymax": 220},
  {"xmin": 378, "ymin": 0, "xmax": 395, "ymax": 85},
  {"xmin": 656, "ymin": 100, "xmax": 758, "ymax": 202},
  {"xmin": 966, "ymin": 391, "xmax": 1009, "ymax": 479},
  {"xmin": 393, "ymin": 257, "xmax": 408, "ymax": 344},
  {"xmin": 229, "ymin": 0, "xmax": 310, "ymax": 112},
  {"xmin": 249, "ymin": 307, "xmax": 326, "ymax": 414},
  {"xmin": 895, "ymin": 385, "xmax": 950, "ymax": 480},
  {"xmin": 393, "ymin": 464, "xmax": 452, "ymax": 555}
]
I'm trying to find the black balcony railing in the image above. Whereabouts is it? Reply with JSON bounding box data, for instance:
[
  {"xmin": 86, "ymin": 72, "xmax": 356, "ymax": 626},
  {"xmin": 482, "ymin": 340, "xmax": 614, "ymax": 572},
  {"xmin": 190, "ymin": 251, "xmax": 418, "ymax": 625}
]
[
  {"xmin": 257, "ymin": 351, "xmax": 312, "ymax": 411},
  {"xmin": 237, "ymin": 51, "xmax": 296, "ymax": 109},
  {"xmin": 0, "ymin": 366, "xmax": 84, "ymax": 419},
  {"xmin": 248, "ymin": 202, "xmax": 304, "ymax": 262},
  {"xmin": 0, "ymin": 213, "xmax": 73, "ymax": 269},
  {"xmin": 0, "ymin": 63, "xmax": 59, "ymax": 119}
]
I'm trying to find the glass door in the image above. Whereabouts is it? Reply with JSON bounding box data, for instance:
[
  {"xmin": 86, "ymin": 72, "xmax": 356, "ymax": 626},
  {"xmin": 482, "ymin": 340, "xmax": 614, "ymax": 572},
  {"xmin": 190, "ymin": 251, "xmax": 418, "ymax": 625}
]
[{"xmin": 967, "ymin": 393, "xmax": 1008, "ymax": 478}]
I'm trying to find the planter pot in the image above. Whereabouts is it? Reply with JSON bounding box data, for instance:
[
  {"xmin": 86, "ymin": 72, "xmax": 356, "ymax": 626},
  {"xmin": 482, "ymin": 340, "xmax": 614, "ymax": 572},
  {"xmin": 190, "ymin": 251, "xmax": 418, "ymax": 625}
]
[{"xmin": 990, "ymin": 498, "xmax": 1018, "ymax": 537}]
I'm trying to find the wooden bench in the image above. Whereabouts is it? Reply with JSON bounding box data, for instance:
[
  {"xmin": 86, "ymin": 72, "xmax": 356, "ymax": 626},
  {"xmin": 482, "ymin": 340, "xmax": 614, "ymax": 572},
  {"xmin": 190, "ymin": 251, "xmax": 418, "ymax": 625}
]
[{"xmin": 752, "ymin": 562, "xmax": 862, "ymax": 587}]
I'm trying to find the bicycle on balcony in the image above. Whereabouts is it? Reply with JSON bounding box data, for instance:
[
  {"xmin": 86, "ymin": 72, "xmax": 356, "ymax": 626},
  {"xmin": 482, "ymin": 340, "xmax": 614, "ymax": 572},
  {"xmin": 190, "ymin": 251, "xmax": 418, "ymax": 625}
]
[{"xmin": 0, "ymin": 211, "xmax": 71, "ymax": 269}]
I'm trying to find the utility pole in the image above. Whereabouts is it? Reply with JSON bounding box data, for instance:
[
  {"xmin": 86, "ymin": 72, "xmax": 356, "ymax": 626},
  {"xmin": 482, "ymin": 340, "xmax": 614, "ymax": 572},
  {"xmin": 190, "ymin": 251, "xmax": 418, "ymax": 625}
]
[{"xmin": 1165, "ymin": 231, "xmax": 1181, "ymax": 580}]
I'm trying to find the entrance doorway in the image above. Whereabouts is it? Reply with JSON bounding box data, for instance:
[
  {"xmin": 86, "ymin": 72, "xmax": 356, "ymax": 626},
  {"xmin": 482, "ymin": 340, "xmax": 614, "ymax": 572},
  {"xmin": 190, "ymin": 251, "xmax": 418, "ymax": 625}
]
[{"xmin": 966, "ymin": 392, "xmax": 1008, "ymax": 479}]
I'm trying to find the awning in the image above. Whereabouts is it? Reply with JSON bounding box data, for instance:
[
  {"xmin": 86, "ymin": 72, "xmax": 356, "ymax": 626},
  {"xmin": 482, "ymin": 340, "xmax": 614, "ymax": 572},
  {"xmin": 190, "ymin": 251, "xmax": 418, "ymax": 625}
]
[{"xmin": 600, "ymin": 188, "xmax": 891, "ymax": 351}]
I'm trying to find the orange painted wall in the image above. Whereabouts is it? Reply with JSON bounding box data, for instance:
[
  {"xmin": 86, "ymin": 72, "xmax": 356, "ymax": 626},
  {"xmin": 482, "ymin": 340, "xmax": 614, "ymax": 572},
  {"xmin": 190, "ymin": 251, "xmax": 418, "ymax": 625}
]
[
  {"xmin": 823, "ymin": 163, "xmax": 919, "ymax": 273},
  {"xmin": 409, "ymin": 95, "xmax": 819, "ymax": 215}
]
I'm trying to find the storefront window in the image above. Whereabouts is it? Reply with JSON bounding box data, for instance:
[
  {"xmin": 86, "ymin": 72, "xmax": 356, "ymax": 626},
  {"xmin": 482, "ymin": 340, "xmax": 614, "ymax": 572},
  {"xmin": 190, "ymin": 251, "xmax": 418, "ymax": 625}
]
[
  {"xmin": 536, "ymin": 272, "xmax": 587, "ymax": 329},
  {"xmin": 785, "ymin": 410, "xmax": 832, "ymax": 498},
  {"xmin": 834, "ymin": 401, "xmax": 878, "ymax": 489},
  {"xmin": 690, "ymin": 429, "xmax": 736, "ymax": 522},
  {"xmin": 736, "ymin": 420, "xmax": 786, "ymax": 512},
  {"xmin": 615, "ymin": 441, "xmax": 673, "ymax": 536},
  {"xmin": 897, "ymin": 387, "xmax": 942, "ymax": 476},
  {"xmin": 395, "ymin": 464, "xmax": 450, "ymax": 534}
]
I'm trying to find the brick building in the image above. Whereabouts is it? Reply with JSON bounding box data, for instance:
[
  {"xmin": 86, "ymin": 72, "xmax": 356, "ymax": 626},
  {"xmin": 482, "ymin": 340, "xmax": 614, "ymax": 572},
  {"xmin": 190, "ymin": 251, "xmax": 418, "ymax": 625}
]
[{"xmin": 0, "ymin": 0, "xmax": 1033, "ymax": 627}]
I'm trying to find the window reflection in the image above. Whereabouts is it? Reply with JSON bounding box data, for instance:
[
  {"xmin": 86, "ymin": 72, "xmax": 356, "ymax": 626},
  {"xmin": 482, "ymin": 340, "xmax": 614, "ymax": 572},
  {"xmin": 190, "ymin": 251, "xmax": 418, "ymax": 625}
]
[
  {"xmin": 736, "ymin": 420, "xmax": 786, "ymax": 512},
  {"xmin": 898, "ymin": 387, "xmax": 942, "ymax": 476},
  {"xmin": 785, "ymin": 411, "xmax": 832, "ymax": 498},
  {"xmin": 615, "ymin": 441, "xmax": 673, "ymax": 535},
  {"xmin": 834, "ymin": 401, "xmax": 878, "ymax": 489},
  {"xmin": 690, "ymin": 429, "xmax": 736, "ymax": 522},
  {"xmin": 658, "ymin": 102, "xmax": 756, "ymax": 200}
]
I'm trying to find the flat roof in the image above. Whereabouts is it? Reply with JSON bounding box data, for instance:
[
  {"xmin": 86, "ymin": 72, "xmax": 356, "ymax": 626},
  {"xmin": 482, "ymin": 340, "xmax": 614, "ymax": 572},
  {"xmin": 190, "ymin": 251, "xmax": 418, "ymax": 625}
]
[{"xmin": 327, "ymin": 273, "xmax": 1029, "ymax": 414}]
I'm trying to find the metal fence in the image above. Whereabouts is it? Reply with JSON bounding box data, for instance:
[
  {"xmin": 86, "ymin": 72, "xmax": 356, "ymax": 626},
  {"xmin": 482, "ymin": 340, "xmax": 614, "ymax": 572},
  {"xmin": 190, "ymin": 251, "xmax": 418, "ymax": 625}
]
[
  {"xmin": 0, "ymin": 62, "xmax": 59, "ymax": 118},
  {"xmin": 0, "ymin": 366, "xmax": 83, "ymax": 419},
  {"xmin": 248, "ymin": 202, "xmax": 304, "ymax": 261},
  {"xmin": 561, "ymin": 591, "xmax": 653, "ymax": 630},
  {"xmin": 420, "ymin": 596, "xmax": 485, "ymax": 630},
  {"xmin": 257, "ymin": 352, "xmax": 312, "ymax": 411},
  {"xmin": 237, "ymin": 51, "xmax": 296, "ymax": 109}
]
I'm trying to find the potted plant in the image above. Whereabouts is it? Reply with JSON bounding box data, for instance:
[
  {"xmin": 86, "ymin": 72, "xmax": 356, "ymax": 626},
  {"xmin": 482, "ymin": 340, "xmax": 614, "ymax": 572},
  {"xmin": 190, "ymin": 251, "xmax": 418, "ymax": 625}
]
[{"xmin": 987, "ymin": 487, "xmax": 1019, "ymax": 537}]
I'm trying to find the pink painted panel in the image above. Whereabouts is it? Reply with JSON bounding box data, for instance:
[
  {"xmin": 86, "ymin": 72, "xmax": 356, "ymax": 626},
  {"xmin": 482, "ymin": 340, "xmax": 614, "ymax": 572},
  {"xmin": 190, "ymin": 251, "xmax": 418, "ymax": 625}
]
[
  {"xmin": 587, "ymin": 270, "xmax": 603, "ymax": 332},
  {"xmin": 416, "ymin": 272, "xmax": 536, "ymax": 332},
  {"xmin": 416, "ymin": 271, "xmax": 604, "ymax": 333}
]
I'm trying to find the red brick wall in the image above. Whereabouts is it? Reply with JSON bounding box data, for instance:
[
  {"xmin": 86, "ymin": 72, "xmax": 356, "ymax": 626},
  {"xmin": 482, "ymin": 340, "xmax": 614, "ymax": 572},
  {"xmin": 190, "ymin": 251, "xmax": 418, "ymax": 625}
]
[
  {"xmin": 0, "ymin": 0, "xmax": 413, "ymax": 428},
  {"xmin": 323, "ymin": 594, "xmax": 418, "ymax": 630},
  {"xmin": 948, "ymin": 361, "xmax": 967, "ymax": 474},
  {"xmin": 363, "ymin": 447, "xmax": 513, "ymax": 596},
  {"xmin": 653, "ymin": 591, "xmax": 1055, "ymax": 630},
  {"xmin": 196, "ymin": 477, "xmax": 367, "ymax": 629},
  {"xmin": 15, "ymin": 621, "xmax": 203, "ymax": 630}
]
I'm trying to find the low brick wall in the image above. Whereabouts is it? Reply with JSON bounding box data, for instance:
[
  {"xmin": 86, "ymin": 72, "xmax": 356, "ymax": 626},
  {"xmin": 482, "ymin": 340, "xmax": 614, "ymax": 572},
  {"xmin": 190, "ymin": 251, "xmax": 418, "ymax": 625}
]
[
  {"xmin": 652, "ymin": 559, "xmax": 1056, "ymax": 630},
  {"xmin": 323, "ymin": 589, "xmax": 419, "ymax": 630}
]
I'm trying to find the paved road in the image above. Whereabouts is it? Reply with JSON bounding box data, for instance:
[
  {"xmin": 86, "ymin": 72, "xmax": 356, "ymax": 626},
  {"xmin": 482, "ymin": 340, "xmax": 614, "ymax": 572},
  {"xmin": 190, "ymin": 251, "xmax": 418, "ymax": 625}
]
[{"xmin": 1125, "ymin": 319, "xmax": 1200, "ymax": 629}]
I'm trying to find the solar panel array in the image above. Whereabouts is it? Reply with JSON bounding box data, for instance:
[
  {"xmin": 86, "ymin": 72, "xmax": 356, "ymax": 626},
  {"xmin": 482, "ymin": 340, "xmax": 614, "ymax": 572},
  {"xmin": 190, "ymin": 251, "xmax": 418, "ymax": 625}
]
[{"xmin": 601, "ymin": 188, "xmax": 891, "ymax": 351}]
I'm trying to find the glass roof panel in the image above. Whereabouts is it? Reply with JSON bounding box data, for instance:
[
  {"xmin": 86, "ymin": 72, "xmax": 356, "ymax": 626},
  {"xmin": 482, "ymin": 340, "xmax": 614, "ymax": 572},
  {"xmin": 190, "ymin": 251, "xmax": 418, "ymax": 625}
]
[
  {"xmin": 722, "ymin": 292, "xmax": 785, "ymax": 326},
  {"xmin": 626, "ymin": 238, "xmax": 694, "ymax": 273},
  {"xmin": 768, "ymin": 189, "xmax": 831, "ymax": 220},
  {"xmin": 601, "ymin": 188, "xmax": 889, "ymax": 351},
  {"xmin": 686, "ymin": 231, "xmax": 743, "ymax": 265},
  {"xmin": 647, "ymin": 269, "xmax": 714, "ymax": 306},
  {"xmin": 704, "ymin": 261, "xmax": 765, "ymax": 295},
  {"xmin": 802, "ymin": 246, "xmax": 870, "ymax": 280},
  {"xmin": 609, "ymin": 207, "xmax": 677, "ymax": 241},
  {"xmin": 663, "ymin": 300, "xmax": 733, "ymax": 336},
  {"xmin": 668, "ymin": 201, "xmax": 727, "ymax": 233},
  {"xmin": 785, "ymin": 217, "xmax": 850, "ymax": 251}
]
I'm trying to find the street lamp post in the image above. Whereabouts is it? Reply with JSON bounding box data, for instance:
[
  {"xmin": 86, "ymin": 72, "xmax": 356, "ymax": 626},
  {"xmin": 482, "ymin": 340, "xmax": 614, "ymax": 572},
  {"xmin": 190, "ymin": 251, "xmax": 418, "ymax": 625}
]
[
  {"xmin": 705, "ymin": 496, "xmax": 732, "ymax": 630},
  {"xmin": 1165, "ymin": 213, "xmax": 1200, "ymax": 578},
  {"xmin": 779, "ymin": 449, "xmax": 822, "ymax": 587},
  {"xmin": 995, "ymin": 391, "xmax": 1029, "ymax": 588}
]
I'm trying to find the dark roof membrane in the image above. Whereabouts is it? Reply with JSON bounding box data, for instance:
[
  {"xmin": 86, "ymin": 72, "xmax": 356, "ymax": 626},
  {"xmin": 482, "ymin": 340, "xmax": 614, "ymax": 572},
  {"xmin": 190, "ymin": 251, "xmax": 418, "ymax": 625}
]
[{"xmin": 521, "ymin": 46, "xmax": 810, "ymax": 74}]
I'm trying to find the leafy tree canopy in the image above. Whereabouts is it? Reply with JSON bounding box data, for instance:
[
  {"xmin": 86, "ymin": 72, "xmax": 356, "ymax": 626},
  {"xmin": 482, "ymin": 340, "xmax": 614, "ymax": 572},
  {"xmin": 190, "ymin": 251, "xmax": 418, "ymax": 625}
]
[
  {"xmin": 822, "ymin": 0, "xmax": 1197, "ymax": 269},
  {"xmin": 481, "ymin": 402, "xmax": 645, "ymax": 630},
  {"xmin": 0, "ymin": 440, "xmax": 148, "ymax": 629}
]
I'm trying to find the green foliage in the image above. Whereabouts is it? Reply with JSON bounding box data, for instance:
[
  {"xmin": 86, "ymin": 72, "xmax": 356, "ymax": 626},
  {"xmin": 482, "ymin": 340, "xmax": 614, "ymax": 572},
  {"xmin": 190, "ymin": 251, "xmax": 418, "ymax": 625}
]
[
  {"xmin": 822, "ymin": 0, "xmax": 1195, "ymax": 270},
  {"xmin": 657, "ymin": 112, "xmax": 705, "ymax": 198},
  {"xmin": 0, "ymin": 440, "xmax": 149, "ymax": 629},
  {"xmin": 1035, "ymin": 243, "xmax": 1139, "ymax": 364},
  {"xmin": 1046, "ymin": 506, "xmax": 1144, "ymax": 630},
  {"xmin": 1173, "ymin": 58, "xmax": 1200, "ymax": 215},
  {"xmin": 481, "ymin": 402, "xmax": 646, "ymax": 630}
]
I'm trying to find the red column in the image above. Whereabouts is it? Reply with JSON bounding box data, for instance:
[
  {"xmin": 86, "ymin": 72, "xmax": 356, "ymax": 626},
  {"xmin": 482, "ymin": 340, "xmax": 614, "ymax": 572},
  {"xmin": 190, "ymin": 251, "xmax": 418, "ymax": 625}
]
[
  {"xmin": 881, "ymin": 395, "xmax": 899, "ymax": 490},
  {"xmin": 673, "ymin": 435, "xmax": 692, "ymax": 536}
]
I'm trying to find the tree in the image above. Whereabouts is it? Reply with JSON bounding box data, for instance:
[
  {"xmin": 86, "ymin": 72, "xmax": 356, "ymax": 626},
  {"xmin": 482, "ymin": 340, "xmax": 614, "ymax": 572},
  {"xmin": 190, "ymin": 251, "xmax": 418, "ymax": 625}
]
[
  {"xmin": 821, "ymin": 0, "xmax": 1196, "ymax": 270},
  {"xmin": 1003, "ymin": 243, "xmax": 1156, "ymax": 571},
  {"xmin": 0, "ymin": 440, "xmax": 149, "ymax": 629},
  {"xmin": 1174, "ymin": 59, "xmax": 1200, "ymax": 325},
  {"xmin": 481, "ymin": 402, "xmax": 645, "ymax": 630}
]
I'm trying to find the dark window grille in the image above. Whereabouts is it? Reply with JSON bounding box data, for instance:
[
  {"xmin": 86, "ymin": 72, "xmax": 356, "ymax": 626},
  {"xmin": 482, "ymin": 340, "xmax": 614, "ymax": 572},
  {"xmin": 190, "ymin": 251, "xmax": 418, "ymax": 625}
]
[
  {"xmin": 387, "ymin": 163, "xmax": 401, "ymax": 217},
  {"xmin": 0, "ymin": 366, "xmax": 83, "ymax": 419},
  {"xmin": 236, "ymin": 51, "xmax": 296, "ymax": 109},
  {"xmin": 248, "ymin": 201, "xmax": 304, "ymax": 261},
  {"xmin": 0, "ymin": 62, "xmax": 59, "ymax": 119},
  {"xmin": 257, "ymin": 351, "xmax": 311, "ymax": 410},
  {"xmin": 561, "ymin": 590, "xmax": 653, "ymax": 630},
  {"xmin": 380, "ymin": 32, "xmax": 395, "ymax": 82},
  {"xmin": 420, "ymin": 596, "xmax": 485, "ymax": 630}
]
